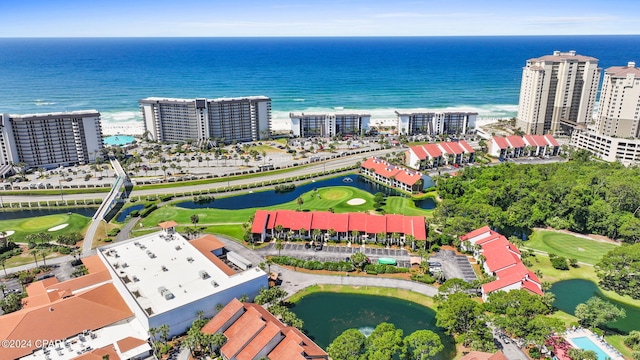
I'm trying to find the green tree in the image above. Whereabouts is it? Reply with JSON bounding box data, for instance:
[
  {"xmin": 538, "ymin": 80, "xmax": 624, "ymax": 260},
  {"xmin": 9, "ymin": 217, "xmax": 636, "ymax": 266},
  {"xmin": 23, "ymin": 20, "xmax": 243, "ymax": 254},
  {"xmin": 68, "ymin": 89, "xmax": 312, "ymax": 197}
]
[
  {"xmin": 435, "ymin": 292, "xmax": 483, "ymax": 337},
  {"xmin": 624, "ymin": 331, "xmax": 640, "ymax": 351},
  {"xmin": 253, "ymin": 287, "xmax": 288, "ymax": 307},
  {"xmin": 190, "ymin": 214, "xmax": 200, "ymax": 229},
  {"xmin": 402, "ymin": 330, "xmax": 443, "ymax": 360},
  {"xmin": 0, "ymin": 292, "xmax": 23, "ymax": 313},
  {"xmin": 351, "ymin": 252, "xmax": 368, "ymax": 271},
  {"xmin": 485, "ymin": 290, "xmax": 551, "ymax": 338},
  {"xmin": 575, "ymin": 296, "xmax": 626, "ymax": 328},
  {"xmin": 596, "ymin": 243, "xmax": 640, "ymax": 299},
  {"xmin": 567, "ymin": 348, "xmax": 598, "ymax": 360},
  {"xmin": 366, "ymin": 322, "xmax": 404, "ymax": 360},
  {"xmin": 275, "ymin": 239, "xmax": 284, "ymax": 256},
  {"xmin": 327, "ymin": 328, "xmax": 366, "ymax": 360}
]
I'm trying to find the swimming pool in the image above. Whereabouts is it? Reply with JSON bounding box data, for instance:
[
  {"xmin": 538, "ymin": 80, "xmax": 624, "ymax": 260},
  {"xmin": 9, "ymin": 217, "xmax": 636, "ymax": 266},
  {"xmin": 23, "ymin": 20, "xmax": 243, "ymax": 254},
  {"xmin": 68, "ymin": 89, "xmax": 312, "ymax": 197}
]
[
  {"xmin": 103, "ymin": 135, "xmax": 135, "ymax": 146},
  {"xmin": 571, "ymin": 336, "xmax": 609, "ymax": 360}
]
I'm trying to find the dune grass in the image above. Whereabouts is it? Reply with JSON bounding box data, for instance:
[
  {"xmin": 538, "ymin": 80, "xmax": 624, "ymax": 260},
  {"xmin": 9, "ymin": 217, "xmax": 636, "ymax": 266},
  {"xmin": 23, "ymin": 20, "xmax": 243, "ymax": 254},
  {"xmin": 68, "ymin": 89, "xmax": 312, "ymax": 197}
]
[
  {"xmin": 525, "ymin": 230, "xmax": 617, "ymax": 265},
  {"xmin": 0, "ymin": 213, "xmax": 90, "ymax": 243}
]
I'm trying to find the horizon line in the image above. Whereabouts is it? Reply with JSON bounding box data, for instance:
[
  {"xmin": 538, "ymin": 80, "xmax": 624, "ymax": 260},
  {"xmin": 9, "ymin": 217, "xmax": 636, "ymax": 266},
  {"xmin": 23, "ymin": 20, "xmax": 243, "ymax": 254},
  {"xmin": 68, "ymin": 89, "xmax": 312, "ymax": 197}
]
[{"xmin": 1, "ymin": 34, "xmax": 640, "ymax": 39}]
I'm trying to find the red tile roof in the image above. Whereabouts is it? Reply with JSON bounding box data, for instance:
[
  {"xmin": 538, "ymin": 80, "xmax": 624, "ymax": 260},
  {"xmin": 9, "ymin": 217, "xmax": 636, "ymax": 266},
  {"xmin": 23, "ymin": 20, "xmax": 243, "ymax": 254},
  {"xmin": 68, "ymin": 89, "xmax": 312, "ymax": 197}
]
[
  {"xmin": 158, "ymin": 220, "xmax": 178, "ymax": 229},
  {"xmin": 458, "ymin": 140, "xmax": 475, "ymax": 153},
  {"xmin": 460, "ymin": 226, "xmax": 492, "ymax": 241},
  {"xmin": 116, "ymin": 336, "xmax": 148, "ymax": 353},
  {"xmin": 409, "ymin": 145, "xmax": 428, "ymax": 160},
  {"xmin": 253, "ymin": 210, "xmax": 427, "ymax": 240},
  {"xmin": 252, "ymin": 210, "xmax": 270, "ymax": 234},
  {"xmin": 362, "ymin": 157, "xmax": 424, "ymax": 187},
  {"xmin": 189, "ymin": 235, "xmax": 236, "ymax": 276},
  {"xmin": 202, "ymin": 299, "xmax": 328, "ymax": 360},
  {"xmin": 544, "ymin": 134, "xmax": 560, "ymax": 147},
  {"xmin": 0, "ymin": 284, "xmax": 133, "ymax": 359},
  {"xmin": 492, "ymin": 136, "xmax": 509, "ymax": 149},
  {"xmin": 506, "ymin": 135, "xmax": 526, "ymax": 148}
]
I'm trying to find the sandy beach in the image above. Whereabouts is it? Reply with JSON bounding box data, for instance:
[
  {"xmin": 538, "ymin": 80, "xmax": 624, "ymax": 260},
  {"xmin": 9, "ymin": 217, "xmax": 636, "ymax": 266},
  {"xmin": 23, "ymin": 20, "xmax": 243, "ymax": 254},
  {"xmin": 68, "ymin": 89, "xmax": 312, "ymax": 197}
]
[{"xmin": 102, "ymin": 121, "xmax": 145, "ymax": 136}]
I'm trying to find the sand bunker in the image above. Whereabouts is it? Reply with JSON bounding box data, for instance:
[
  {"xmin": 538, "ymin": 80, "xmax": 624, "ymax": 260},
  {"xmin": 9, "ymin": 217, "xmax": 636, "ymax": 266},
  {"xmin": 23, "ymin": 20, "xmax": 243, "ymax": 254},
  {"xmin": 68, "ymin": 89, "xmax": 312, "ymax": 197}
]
[
  {"xmin": 347, "ymin": 198, "xmax": 366, "ymax": 205},
  {"xmin": 2, "ymin": 230, "xmax": 15, "ymax": 236},
  {"xmin": 48, "ymin": 223, "xmax": 69, "ymax": 232}
]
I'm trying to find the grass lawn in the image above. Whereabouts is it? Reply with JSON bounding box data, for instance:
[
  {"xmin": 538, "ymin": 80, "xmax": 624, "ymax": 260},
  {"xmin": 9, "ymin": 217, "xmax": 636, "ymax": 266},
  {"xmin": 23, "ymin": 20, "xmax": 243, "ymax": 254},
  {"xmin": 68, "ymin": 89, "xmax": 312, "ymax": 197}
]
[
  {"xmin": 0, "ymin": 214, "xmax": 91, "ymax": 243},
  {"xmin": 525, "ymin": 230, "xmax": 617, "ymax": 265},
  {"xmin": 204, "ymin": 224, "xmax": 246, "ymax": 240},
  {"xmin": 606, "ymin": 335, "xmax": 635, "ymax": 359},
  {"xmin": 287, "ymin": 284, "xmax": 436, "ymax": 309},
  {"xmin": 139, "ymin": 186, "xmax": 433, "ymax": 239}
]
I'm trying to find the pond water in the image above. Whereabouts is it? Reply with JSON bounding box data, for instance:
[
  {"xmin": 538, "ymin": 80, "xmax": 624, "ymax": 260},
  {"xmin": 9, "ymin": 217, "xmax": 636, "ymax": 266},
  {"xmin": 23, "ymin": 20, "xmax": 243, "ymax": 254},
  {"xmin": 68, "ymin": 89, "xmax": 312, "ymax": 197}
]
[
  {"xmin": 290, "ymin": 292, "xmax": 455, "ymax": 360},
  {"xmin": 115, "ymin": 204, "xmax": 145, "ymax": 222},
  {"xmin": 0, "ymin": 207, "xmax": 97, "ymax": 220},
  {"xmin": 551, "ymin": 279, "xmax": 640, "ymax": 333},
  {"xmin": 177, "ymin": 174, "xmax": 437, "ymax": 210}
]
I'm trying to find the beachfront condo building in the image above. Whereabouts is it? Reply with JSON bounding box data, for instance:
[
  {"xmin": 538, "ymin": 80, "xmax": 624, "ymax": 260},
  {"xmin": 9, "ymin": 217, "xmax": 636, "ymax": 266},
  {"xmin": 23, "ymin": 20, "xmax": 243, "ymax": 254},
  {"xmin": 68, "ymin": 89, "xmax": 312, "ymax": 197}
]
[
  {"xmin": 140, "ymin": 96, "xmax": 271, "ymax": 144},
  {"xmin": 570, "ymin": 62, "xmax": 640, "ymax": 165},
  {"xmin": 0, "ymin": 110, "xmax": 103, "ymax": 169},
  {"xmin": 396, "ymin": 111, "xmax": 477, "ymax": 136},
  {"xmin": 516, "ymin": 51, "xmax": 600, "ymax": 135},
  {"xmin": 289, "ymin": 113, "xmax": 371, "ymax": 137}
]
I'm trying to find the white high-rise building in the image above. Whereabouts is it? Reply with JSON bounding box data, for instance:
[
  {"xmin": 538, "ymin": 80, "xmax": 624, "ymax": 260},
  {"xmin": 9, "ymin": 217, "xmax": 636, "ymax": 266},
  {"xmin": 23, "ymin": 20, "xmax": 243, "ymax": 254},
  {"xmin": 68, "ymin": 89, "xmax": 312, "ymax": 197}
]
[
  {"xmin": 516, "ymin": 51, "xmax": 600, "ymax": 135},
  {"xmin": 570, "ymin": 61, "xmax": 640, "ymax": 165},
  {"xmin": 289, "ymin": 113, "xmax": 370, "ymax": 137},
  {"xmin": 0, "ymin": 111, "xmax": 103, "ymax": 168},
  {"xmin": 594, "ymin": 62, "xmax": 640, "ymax": 138},
  {"xmin": 396, "ymin": 111, "xmax": 477, "ymax": 136},
  {"xmin": 140, "ymin": 96, "xmax": 271, "ymax": 144}
]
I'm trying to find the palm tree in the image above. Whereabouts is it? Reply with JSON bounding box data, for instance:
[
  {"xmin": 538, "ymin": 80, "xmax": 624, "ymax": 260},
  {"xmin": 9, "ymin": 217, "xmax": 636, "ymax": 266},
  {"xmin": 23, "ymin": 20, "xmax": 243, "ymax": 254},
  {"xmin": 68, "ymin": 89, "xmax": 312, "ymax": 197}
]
[
  {"xmin": 190, "ymin": 214, "xmax": 200, "ymax": 229},
  {"xmin": 0, "ymin": 258, "xmax": 7, "ymax": 276},
  {"xmin": 275, "ymin": 239, "xmax": 284, "ymax": 256},
  {"xmin": 32, "ymin": 249, "xmax": 40, "ymax": 267},
  {"xmin": 40, "ymin": 249, "xmax": 50, "ymax": 266},
  {"xmin": 299, "ymin": 227, "xmax": 307, "ymax": 239},
  {"xmin": 376, "ymin": 232, "xmax": 387, "ymax": 244},
  {"xmin": 312, "ymin": 229, "xmax": 322, "ymax": 242},
  {"xmin": 327, "ymin": 228, "xmax": 337, "ymax": 242},
  {"xmin": 274, "ymin": 225, "xmax": 284, "ymax": 239},
  {"xmin": 351, "ymin": 230, "xmax": 360, "ymax": 244}
]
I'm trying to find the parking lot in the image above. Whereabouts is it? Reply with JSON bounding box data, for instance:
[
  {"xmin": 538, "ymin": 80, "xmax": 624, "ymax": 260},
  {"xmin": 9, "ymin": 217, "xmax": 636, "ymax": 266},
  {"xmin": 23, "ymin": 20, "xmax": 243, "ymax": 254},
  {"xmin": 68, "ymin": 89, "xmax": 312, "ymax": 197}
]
[
  {"xmin": 429, "ymin": 250, "xmax": 478, "ymax": 283},
  {"xmin": 258, "ymin": 243, "xmax": 411, "ymax": 267}
]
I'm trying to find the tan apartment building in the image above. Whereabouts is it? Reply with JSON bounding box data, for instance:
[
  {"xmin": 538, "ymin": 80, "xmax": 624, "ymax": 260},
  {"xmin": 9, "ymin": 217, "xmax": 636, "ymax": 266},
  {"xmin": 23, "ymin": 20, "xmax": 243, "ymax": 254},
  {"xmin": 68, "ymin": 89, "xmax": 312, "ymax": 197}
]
[{"xmin": 516, "ymin": 51, "xmax": 600, "ymax": 135}]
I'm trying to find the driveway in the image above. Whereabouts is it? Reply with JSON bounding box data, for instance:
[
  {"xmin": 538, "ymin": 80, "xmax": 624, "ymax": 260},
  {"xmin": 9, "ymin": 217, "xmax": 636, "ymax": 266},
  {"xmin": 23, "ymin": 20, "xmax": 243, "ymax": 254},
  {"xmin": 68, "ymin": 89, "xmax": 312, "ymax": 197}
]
[{"xmin": 429, "ymin": 250, "xmax": 477, "ymax": 283}]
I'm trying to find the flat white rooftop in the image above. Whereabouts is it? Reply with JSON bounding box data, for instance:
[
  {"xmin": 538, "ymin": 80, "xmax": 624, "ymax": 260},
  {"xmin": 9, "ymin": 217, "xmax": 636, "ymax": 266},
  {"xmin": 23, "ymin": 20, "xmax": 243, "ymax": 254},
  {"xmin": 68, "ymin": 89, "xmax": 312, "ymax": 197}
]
[
  {"xmin": 140, "ymin": 96, "xmax": 270, "ymax": 103},
  {"xmin": 6, "ymin": 110, "xmax": 101, "ymax": 118},
  {"xmin": 99, "ymin": 231, "xmax": 266, "ymax": 317}
]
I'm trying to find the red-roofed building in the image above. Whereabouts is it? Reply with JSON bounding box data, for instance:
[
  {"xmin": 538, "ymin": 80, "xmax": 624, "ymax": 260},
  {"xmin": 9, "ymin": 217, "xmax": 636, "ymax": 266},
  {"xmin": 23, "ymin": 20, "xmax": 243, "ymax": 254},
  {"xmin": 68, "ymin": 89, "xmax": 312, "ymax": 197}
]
[
  {"xmin": 460, "ymin": 227, "xmax": 542, "ymax": 301},
  {"xmin": 407, "ymin": 141, "xmax": 474, "ymax": 170},
  {"xmin": 361, "ymin": 157, "xmax": 426, "ymax": 193},
  {"xmin": 252, "ymin": 210, "xmax": 427, "ymax": 244},
  {"xmin": 202, "ymin": 298, "xmax": 328, "ymax": 360},
  {"xmin": 490, "ymin": 135, "xmax": 561, "ymax": 159}
]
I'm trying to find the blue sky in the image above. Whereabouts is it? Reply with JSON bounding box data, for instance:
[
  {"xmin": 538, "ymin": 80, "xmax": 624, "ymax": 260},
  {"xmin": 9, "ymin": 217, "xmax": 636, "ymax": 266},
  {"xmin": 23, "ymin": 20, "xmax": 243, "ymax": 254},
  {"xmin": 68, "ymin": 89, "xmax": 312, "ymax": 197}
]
[{"xmin": 1, "ymin": 0, "xmax": 638, "ymax": 37}]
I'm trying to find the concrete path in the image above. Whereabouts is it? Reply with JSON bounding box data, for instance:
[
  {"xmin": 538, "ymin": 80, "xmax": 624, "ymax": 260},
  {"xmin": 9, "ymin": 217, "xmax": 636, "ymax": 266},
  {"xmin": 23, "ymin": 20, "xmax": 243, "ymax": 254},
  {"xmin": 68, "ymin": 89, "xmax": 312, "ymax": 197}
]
[{"xmin": 215, "ymin": 235, "xmax": 438, "ymax": 298}]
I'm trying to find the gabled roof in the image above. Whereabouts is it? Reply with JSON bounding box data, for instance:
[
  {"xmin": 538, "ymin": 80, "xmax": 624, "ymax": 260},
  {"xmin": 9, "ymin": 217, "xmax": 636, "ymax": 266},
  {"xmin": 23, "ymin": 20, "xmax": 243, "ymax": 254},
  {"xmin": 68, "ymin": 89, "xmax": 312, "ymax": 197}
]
[
  {"xmin": 252, "ymin": 209, "xmax": 270, "ymax": 234},
  {"xmin": 460, "ymin": 226, "xmax": 492, "ymax": 241},
  {"xmin": 361, "ymin": 157, "xmax": 425, "ymax": 187},
  {"xmin": 409, "ymin": 145, "xmax": 428, "ymax": 160},
  {"xmin": 424, "ymin": 143, "xmax": 443, "ymax": 157},
  {"xmin": 492, "ymin": 136, "xmax": 509, "ymax": 149},
  {"xmin": 458, "ymin": 140, "xmax": 475, "ymax": 153},
  {"xmin": 544, "ymin": 134, "xmax": 560, "ymax": 147},
  {"xmin": 506, "ymin": 135, "xmax": 526, "ymax": 148},
  {"xmin": 201, "ymin": 298, "xmax": 245, "ymax": 334},
  {"xmin": 0, "ymin": 284, "xmax": 133, "ymax": 359},
  {"xmin": 73, "ymin": 345, "xmax": 121, "ymax": 360},
  {"xmin": 158, "ymin": 220, "xmax": 178, "ymax": 229}
]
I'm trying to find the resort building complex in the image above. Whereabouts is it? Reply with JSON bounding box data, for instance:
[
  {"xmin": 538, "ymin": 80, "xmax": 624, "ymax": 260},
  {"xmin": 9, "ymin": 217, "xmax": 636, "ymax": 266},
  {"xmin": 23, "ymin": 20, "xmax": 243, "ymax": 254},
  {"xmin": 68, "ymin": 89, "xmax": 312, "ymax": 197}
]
[
  {"xmin": 405, "ymin": 140, "xmax": 475, "ymax": 170},
  {"xmin": 488, "ymin": 134, "xmax": 560, "ymax": 159},
  {"xmin": 570, "ymin": 62, "xmax": 640, "ymax": 165},
  {"xmin": 0, "ymin": 111, "xmax": 103, "ymax": 168},
  {"xmin": 516, "ymin": 51, "xmax": 600, "ymax": 135},
  {"xmin": 252, "ymin": 209, "xmax": 427, "ymax": 244},
  {"xmin": 396, "ymin": 111, "xmax": 477, "ymax": 136},
  {"xmin": 202, "ymin": 298, "xmax": 328, "ymax": 360},
  {"xmin": 0, "ymin": 223, "xmax": 268, "ymax": 359},
  {"xmin": 289, "ymin": 112, "xmax": 371, "ymax": 137},
  {"xmin": 140, "ymin": 96, "xmax": 271, "ymax": 144},
  {"xmin": 460, "ymin": 226, "xmax": 543, "ymax": 301},
  {"xmin": 361, "ymin": 157, "xmax": 429, "ymax": 193}
]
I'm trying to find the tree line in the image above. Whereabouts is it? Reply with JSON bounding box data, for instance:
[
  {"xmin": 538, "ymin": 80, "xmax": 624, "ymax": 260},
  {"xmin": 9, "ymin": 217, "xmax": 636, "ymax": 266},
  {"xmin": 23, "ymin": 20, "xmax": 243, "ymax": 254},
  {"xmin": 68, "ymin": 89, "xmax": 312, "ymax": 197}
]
[{"xmin": 435, "ymin": 155, "xmax": 640, "ymax": 242}]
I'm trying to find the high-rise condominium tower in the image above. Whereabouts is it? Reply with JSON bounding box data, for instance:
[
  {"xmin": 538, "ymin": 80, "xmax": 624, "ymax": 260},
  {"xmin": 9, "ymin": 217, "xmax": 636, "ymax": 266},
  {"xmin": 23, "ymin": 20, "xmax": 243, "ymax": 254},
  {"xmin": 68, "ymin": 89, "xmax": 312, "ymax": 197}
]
[
  {"xmin": 0, "ymin": 111, "xmax": 103, "ymax": 168},
  {"xmin": 594, "ymin": 62, "xmax": 640, "ymax": 138},
  {"xmin": 516, "ymin": 51, "xmax": 600, "ymax": 135},
  {"xmin": 140, "ymin": 96, "xmax": 271, "ymax": 144}
]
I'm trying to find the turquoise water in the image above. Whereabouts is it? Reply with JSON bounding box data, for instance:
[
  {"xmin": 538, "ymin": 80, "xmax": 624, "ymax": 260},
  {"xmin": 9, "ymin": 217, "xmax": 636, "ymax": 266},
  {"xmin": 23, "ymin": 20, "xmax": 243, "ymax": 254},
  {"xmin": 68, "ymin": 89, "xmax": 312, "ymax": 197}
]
[
  {"xmin": 2, "ymin": 36, "xmax": 640, "ymax": 125},
  {"xmin": 571, "ymin": 337, "xmax": 608, "ymax": 360},
  {"xmin": 103, "ymin": 135, "xmax": 135, "ymax": 146},
  {"xmin": 291, "ymin": 292, "xmax": 455, "ymax": 360}
]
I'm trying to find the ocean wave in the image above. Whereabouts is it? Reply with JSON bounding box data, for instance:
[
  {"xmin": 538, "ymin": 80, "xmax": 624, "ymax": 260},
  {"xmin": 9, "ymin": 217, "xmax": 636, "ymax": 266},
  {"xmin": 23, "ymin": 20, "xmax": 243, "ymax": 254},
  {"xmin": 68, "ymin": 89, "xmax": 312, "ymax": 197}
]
[
  {"xmin": 100, "ymin": 110, "xmax": 142, "ymax": 123},
  {"xmin": 33, "ymin": 100, "xmax": 57, "ymax": 106},
  {"xmin": 293, "ymin": 98, "xmax": 305, "ymax": 102},
  {"xmin": 271, "ymin": 104, "xmax": 518, "ymax": 123}
]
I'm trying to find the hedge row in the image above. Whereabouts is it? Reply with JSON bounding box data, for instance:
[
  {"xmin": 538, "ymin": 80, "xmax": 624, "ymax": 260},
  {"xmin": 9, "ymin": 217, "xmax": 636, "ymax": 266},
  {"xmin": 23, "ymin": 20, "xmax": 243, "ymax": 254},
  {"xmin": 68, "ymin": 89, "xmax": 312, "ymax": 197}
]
[
  {"xmin": 270, "ymin": 256, "xmax": 355, "ymax": 272},
  {"xmin": 364, "ymin": 264, "xmax": 409, "ymax": 274}
]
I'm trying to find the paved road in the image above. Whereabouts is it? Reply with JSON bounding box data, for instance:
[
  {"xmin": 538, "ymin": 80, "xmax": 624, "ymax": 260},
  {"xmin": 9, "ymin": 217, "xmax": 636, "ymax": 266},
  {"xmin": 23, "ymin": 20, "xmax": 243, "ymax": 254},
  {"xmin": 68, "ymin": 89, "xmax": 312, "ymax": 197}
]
[
  {"xmin": 216, "ymin": 235, "xmax": 438, "ymax": 298},
  {"xmin": 1, "ymin": 148, "xmax": 397, "ymax": 203}
]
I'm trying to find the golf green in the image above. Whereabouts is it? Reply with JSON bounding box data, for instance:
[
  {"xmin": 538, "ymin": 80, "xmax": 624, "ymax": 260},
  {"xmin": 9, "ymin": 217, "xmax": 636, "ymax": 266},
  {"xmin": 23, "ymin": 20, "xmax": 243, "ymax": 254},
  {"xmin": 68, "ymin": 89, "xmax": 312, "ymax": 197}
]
[
  {"xmin": 319, "ymin": 188, "xmax": 352, "ymax": 200},
  {"xmin": 20, "ymin": 214, "xmax": 70, "ymax": 232}
]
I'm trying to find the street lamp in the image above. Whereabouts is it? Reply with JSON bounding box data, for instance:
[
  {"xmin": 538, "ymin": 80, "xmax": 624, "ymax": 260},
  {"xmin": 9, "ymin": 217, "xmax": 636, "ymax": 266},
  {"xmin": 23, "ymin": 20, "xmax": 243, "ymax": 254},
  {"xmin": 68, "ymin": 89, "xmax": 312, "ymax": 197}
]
[{"xmin": 58, "ymin": 179, "xmax": 65, "ymax": 203}]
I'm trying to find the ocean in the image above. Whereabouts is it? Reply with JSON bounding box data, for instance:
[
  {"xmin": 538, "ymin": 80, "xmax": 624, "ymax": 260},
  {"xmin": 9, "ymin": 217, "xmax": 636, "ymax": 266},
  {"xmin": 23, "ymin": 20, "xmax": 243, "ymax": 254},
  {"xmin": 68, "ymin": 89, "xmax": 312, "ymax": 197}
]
[{"xmin": 1, "ymin": 36, "xmax": 639, "ymax": 131}]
